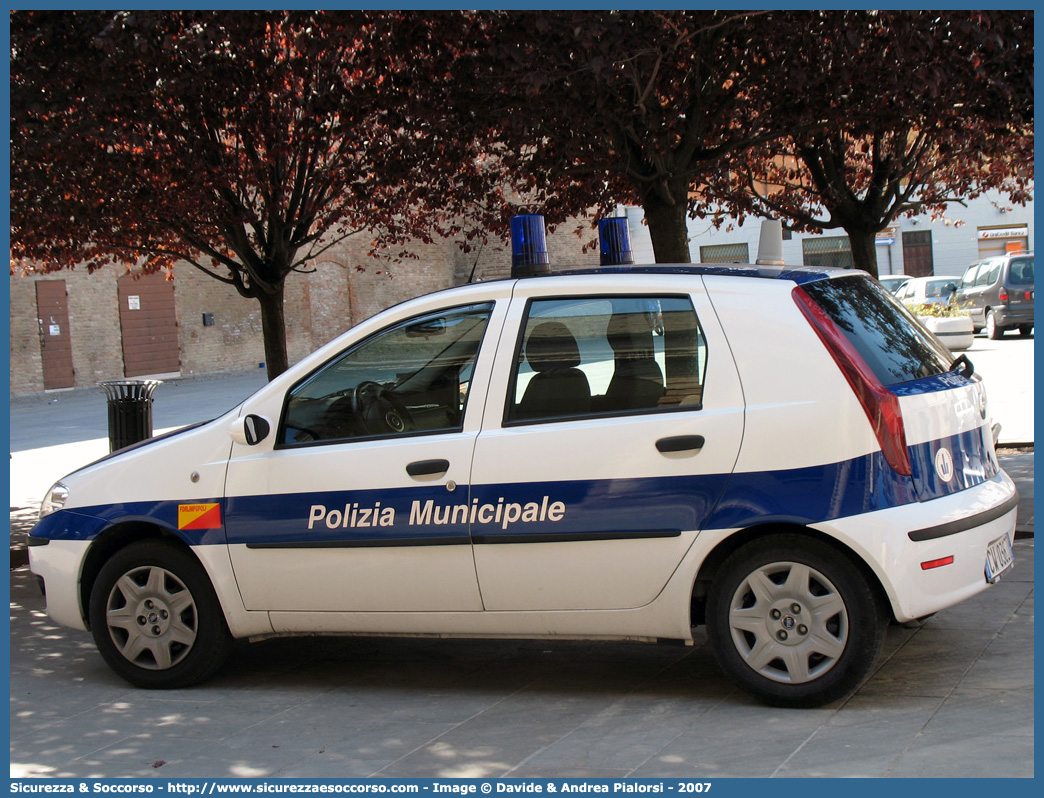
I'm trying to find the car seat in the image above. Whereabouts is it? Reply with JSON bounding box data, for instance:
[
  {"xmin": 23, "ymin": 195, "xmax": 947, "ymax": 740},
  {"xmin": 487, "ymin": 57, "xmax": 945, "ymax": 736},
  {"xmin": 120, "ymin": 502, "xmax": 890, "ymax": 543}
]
[
  {"xmin": 516, "ymin": 321, "xmax": 591, "ymax": 419},
  {"xmin": 604, "ymin": 313, "xmax": 665, "ymax": 410}
]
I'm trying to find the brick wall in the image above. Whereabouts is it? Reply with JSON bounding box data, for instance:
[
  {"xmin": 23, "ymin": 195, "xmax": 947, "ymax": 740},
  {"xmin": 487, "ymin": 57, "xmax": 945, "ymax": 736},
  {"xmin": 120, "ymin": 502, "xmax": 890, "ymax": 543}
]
[
  {"xmin": 10, "ymin": 223, "xmax": 601, "ymax": 396},
  {"xmin": 9, "ymin": 264, "xmax": 125, "ymax": 394}
]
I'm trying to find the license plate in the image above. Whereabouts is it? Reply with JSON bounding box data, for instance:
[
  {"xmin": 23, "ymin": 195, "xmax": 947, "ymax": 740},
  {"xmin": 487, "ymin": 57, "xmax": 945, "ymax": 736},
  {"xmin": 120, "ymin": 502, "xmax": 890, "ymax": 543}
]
[{"xmin": 984, "ymin": 534, "xmax": 1015, "ymax": 583}]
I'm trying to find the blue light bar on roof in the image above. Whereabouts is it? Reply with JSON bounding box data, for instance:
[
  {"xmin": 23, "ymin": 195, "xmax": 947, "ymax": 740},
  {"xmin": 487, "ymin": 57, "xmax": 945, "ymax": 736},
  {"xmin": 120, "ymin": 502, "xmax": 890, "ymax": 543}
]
[
  {"xmin": 598, "ymin": 217, "xmax": 634, "ymax": 266},
  {"xmin": 511, "ymin": 214, "xmax": 551, "ymax": 278}
]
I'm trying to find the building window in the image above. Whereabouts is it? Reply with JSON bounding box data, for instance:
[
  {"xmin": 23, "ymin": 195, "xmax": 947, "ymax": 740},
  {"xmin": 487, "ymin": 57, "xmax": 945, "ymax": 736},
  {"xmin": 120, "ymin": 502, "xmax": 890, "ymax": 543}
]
[
  {"xmin": 901, "ymin": 230, "xmax": 935, "ymax": 277},
  {"xmin": 802, "ymin": 236, "xmax": 853, "ymax": 269},
  {"xmin": 699, "ymin": 243, "xmax": 750, "ymax": 263}
]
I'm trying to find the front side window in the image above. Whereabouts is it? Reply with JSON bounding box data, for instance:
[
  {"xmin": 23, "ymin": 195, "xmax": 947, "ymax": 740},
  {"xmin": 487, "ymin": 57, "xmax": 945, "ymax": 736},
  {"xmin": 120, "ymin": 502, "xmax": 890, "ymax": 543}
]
[
  {"xmin": 960, "ymin": 264, "xmax": 981, "ymax": 288},
  {"xmin": 506, "ymin": 295, "xmax": 706, "ymax": 424},
  {"xmin": 279, "ymin": 303, "xmax": 493, "ymax": 445}
]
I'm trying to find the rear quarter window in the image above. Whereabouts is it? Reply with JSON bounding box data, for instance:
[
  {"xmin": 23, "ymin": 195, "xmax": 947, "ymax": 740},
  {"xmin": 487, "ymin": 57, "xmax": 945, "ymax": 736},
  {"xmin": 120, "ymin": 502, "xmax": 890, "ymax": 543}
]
[{"xmin": 801, "ymin": 276, "xmax": 954, "ymax": 386}]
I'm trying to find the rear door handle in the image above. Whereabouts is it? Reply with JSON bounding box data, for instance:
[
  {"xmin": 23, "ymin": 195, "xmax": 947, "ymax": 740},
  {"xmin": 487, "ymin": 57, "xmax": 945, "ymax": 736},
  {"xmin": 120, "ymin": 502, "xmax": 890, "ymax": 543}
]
[
  {"xmin": 656, "ymin": 435, "xmax": 705, "ymax": 454},
  {"xmin": 406, "ymin": 459, "xmax": 450, "ymax": 477}
]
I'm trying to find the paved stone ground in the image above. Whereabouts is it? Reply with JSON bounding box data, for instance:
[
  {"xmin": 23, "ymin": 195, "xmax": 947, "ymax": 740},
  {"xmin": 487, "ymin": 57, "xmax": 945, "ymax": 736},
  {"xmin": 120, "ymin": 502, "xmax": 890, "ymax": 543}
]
[
  {"xmin": 9, "ymin": 537, "xmax": 1033, "ymax": 779},
  {"xmin": 9, "ymin": 363, "xmax": 1034, "ymax": 779}
]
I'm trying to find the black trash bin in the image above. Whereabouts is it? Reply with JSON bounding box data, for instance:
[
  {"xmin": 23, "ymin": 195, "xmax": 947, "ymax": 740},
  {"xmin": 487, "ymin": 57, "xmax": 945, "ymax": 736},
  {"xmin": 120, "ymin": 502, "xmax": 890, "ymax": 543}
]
[{"xmin": 100, "ymin": 380, "xmax": 163, "ymax": 452}]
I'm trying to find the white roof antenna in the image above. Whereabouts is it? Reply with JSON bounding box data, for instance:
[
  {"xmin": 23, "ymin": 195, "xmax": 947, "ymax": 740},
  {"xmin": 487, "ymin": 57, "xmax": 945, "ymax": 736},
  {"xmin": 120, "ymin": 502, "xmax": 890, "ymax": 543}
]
[{"xmin": 755, "ymin": 220, "xmax": 785, "ymax": 265}]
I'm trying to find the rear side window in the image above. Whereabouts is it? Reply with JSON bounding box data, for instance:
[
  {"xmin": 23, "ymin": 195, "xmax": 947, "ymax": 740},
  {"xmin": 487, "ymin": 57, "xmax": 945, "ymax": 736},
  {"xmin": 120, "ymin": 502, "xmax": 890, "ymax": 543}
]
[
  {"xmin": 801, "ymin": 276, "xmax": 953, "ymax": 386},
  {"xmin": 505, "ymin": 295, "xmax": 706, "ymax": 423},
  {"xmin": 1007, "ymin": 255, "xmax": 1034, "ymax": 286},
  {"xmin": 982, "ymin": 262, "xmax": 1002, "ymax": 286}
]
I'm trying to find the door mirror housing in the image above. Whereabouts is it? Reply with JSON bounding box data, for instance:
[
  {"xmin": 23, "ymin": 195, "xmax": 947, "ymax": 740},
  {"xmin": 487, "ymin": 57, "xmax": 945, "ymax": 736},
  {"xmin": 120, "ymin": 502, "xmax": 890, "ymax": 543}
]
[{"xmin": 229, "ymin": 414, "xmax": 271, "ymax": 446}]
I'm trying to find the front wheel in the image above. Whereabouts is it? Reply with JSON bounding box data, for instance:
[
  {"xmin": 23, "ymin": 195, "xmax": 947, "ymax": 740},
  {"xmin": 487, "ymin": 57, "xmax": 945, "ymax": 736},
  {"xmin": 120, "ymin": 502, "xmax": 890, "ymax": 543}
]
[
  {"xmin": 89, "ymin": 540, "xmax": 231, "ymax": 688},
  {"xmin": 706, "ymin": 535, "xmax": 886, "ymax": 708}
]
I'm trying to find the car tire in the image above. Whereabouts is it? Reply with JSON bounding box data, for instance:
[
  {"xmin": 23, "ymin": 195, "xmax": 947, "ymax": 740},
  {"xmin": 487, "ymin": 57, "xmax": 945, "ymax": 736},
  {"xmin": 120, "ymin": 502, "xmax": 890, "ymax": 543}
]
[
  {"xmin": 985, "ymin": 310, "xmax": 1004, "ymax": 340},
  {"xmin": 1019, "ymin": 325, "xmax": 1033, "ymax": 337},
  {"xmin": 706, "ymin": 534, "xmax": 886, "ymax": 708},
  {"xmin": 89, "ymin": 540, "xmax": 231, "ymax": 689}
]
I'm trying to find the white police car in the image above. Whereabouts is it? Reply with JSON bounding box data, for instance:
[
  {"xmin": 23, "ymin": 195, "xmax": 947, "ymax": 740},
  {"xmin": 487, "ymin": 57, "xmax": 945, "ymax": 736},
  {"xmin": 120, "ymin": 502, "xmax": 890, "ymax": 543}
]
[{"xmin": 29, "ymin": 264, "xmax": 1018, "ymax": 707}]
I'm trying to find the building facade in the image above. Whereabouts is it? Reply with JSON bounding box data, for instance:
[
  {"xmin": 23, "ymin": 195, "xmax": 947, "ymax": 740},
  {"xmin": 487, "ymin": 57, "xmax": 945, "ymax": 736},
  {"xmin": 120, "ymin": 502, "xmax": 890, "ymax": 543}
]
[
  {"xmin": 9, "ymin": 226, "xmax": 600, "ymax": 396},
  {"xmin": 11, "ymin": 191, "xmax": 1032, "ymax": 396},
  {"xmin": 674, "ymin": 190, "xmax": 1034, "ymax": 278}
]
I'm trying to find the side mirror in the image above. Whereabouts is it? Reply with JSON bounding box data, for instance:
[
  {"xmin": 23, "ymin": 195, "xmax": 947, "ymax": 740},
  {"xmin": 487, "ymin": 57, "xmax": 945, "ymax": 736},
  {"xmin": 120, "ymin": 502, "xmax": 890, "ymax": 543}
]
[
  {"xmin": 228, "ymin": 414, "xmax": 271, "ymax": 446},
  {"xmin": 405, "ymin": 318, "xmax": 446, "ymax": 337}
]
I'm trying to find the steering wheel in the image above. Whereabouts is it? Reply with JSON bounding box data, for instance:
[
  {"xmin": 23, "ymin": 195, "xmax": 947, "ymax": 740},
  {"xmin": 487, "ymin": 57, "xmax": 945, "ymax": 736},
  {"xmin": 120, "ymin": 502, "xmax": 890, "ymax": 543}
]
[{"xmin": 350, "ymin": 381, "xmax": 416, "ymax": 435}]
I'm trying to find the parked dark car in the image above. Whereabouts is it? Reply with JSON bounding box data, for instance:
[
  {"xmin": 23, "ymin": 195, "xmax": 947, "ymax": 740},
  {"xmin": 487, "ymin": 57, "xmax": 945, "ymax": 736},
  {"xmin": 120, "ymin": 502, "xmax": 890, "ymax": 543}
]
[{"xmin": 956, "ymin": 252, "xmax": 1034, "ymax": 338}]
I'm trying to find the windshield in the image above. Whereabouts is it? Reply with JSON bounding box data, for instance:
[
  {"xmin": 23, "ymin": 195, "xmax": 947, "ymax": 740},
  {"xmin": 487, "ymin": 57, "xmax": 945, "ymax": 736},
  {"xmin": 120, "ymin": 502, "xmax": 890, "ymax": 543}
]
[{"xmin": 924, "ymin": 279, "xmax": 956, "ymax": 297}]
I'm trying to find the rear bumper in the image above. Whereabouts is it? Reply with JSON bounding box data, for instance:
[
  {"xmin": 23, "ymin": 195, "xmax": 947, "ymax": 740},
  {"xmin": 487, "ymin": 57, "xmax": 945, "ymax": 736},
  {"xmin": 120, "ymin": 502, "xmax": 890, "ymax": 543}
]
[
  {"xmin": 817, "ymin": 469, "xmax": 1019, "ymax": 622},
  {"xmin": 995, "ymin": 306, "xmax": 1034, "ymax": 327}
]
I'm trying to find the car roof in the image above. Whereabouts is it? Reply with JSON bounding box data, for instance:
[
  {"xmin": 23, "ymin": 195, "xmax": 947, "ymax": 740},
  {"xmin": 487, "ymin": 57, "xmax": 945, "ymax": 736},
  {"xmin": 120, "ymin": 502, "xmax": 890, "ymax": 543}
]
[
  {"xmin": 391, "ymin": 263, "xmax": 867, "ymax": 314},
  {"xmin": 544, "ymin": 263, "xmax": 857, "ymax": 286},
  {"xmin": 972, "ymin": 251, "xmax": 1033, "ymax": 265}
]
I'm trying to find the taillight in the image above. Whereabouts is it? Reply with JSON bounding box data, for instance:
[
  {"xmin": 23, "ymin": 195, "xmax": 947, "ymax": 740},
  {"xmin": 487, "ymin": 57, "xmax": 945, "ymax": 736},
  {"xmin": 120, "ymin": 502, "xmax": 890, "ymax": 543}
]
[
  {"xmin": 793, "ymin": 287, "xmax": 912, "ymax": 476},
  {"xmin": 998, "ymin": 287, "xmax": 1009, "ymax": 302}
]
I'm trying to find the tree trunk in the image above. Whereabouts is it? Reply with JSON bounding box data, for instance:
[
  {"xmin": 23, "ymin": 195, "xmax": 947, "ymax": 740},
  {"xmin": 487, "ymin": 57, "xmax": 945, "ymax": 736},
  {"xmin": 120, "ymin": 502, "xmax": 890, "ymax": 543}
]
[
  {"xmin": 256, "ymin": 284, "xmax": 289, "ymax": 380},
  {"xmin": 848, "ymin": 229, "xmax": 880, "ymax": 279},
  {"xmin": 642, "ymin": 191, "xmax": 692, "ymax": 264}
]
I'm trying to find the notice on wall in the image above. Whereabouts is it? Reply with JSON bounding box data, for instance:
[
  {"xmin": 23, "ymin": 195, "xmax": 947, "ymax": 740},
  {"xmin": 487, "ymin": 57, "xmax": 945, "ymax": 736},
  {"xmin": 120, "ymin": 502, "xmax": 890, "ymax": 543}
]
[
  {"xmin": 49, "ymin": 324, "xmax": 61, "ymax": 336},
  {"xmin": 128, "ymin": 295, "xmax": 141, "ymax": 310}
]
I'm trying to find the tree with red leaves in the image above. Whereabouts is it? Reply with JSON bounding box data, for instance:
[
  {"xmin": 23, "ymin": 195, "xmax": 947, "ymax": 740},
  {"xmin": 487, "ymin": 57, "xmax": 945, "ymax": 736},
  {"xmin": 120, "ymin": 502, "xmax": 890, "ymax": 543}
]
[
  {"xmin": 449, "ymin": 10, "xmax": 805, "ymax": 264},
  {"xmin": 10, "ymin": 10, "xmax": 486, "ymax": 378},
  {"xmin": 710, "ymin": 11, "xmax": 1034, "ymax": 277}
]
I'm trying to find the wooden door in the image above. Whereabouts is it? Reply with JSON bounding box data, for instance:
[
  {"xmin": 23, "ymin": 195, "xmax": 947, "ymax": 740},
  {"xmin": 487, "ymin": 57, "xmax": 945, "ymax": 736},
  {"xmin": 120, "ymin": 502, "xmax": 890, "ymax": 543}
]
[
  {"xmin": 118, "ymin": 273, "xmax": 181, "ymax": 377},
  {"xmin": 36, "ymin": 280, "xmax": 75, "ymax": 389}
]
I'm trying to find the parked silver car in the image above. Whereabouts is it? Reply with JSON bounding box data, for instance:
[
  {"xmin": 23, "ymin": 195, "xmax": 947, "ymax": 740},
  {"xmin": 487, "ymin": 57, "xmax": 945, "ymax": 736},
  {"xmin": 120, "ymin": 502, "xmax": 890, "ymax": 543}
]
[
  {"xmin": 877, "ymin": 274, "xmax": 911, "ymax": 294},
  {"xmin": 893, "ymin": 275, "xmax": 959, "ymax": 307}
]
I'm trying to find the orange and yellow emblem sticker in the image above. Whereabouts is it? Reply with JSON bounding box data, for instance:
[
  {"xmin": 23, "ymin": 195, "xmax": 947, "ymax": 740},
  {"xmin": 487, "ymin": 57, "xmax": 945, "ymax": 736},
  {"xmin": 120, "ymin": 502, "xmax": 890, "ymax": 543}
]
[{"xmin": 178, "ymin": 503, "xmax": 222, "ymax": 530}]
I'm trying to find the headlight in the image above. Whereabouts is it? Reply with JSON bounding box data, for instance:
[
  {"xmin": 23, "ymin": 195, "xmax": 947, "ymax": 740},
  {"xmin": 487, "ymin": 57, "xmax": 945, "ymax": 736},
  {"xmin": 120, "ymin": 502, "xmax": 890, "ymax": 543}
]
[{"xmin": 39, "ymin": 481, "xmax": 69, "ymax": 519}]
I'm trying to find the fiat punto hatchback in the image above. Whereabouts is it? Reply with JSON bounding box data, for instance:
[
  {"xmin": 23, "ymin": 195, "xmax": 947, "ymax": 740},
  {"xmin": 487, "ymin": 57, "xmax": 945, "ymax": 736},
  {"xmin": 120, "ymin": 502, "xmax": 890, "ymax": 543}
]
[{"xmin": 29, "ymin": 265, "xmax": 1018, "ymax": 707}]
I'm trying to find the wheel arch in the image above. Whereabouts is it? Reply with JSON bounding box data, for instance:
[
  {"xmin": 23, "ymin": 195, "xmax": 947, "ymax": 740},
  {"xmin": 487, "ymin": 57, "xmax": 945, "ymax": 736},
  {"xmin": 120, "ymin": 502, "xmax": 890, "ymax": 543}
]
[
  {"xmin": 78, "ymin": 522, "xmax": 198, "ymax": 630},
  {"xmin": 689, "ymin": 522, "xmax": 895, "ymax": 627}
]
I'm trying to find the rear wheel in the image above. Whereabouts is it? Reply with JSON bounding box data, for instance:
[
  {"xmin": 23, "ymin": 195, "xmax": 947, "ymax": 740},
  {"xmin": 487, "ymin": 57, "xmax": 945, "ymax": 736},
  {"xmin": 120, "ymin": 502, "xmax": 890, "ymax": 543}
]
[
  {"xmin": 706, "ymin": 535, "xmax": 886, "ymax": 708},
  {"xmin": 986, "ymin": 310, "xmax": 1004, "ymax": 339},
  {"xmin": 89, "ymin": 540, "xmax": 231, "ymax": 688},
  {"xmin": 1019, "ymin": 325, "xmax": 1033, "ymax": 337}
]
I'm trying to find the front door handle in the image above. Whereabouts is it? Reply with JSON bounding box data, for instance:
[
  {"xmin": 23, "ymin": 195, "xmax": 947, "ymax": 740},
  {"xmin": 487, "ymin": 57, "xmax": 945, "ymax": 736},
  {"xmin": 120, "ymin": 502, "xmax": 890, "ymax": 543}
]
[
  {"xmin": 656, "ymin": 435, "xmax": 705, "ymax": 454},
  {"xmin": 406, "ymin": 459, "xmax": 450, "ymax": 477}
]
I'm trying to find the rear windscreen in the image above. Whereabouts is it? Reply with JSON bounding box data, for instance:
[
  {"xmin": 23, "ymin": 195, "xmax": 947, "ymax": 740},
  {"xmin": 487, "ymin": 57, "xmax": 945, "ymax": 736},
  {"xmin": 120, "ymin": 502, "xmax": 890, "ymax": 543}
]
[
  {"xmin": 802, "ymin": 276, "xmax": 954, "ymax": 387},
  {"xmin": 1008, "ymin": 255, "xmax": 1033, "ymax": 286}
]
